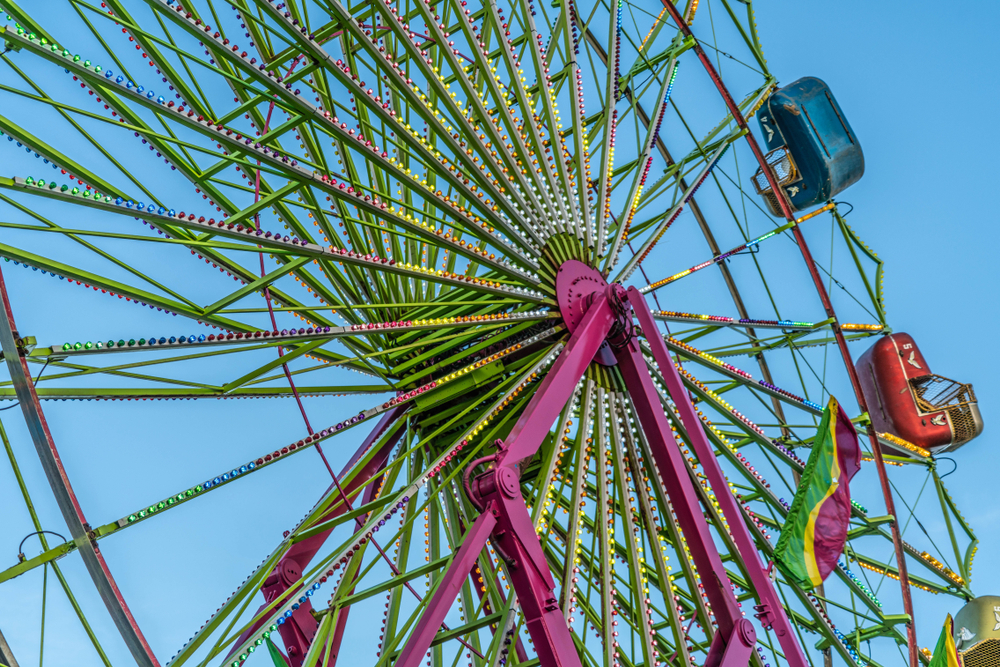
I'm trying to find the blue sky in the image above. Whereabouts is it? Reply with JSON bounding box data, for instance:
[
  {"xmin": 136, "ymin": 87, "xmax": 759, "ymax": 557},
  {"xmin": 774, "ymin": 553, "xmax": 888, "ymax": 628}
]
[{"xmin": 0, "ymin": 1, "xmax": 997, "ymax": 665}]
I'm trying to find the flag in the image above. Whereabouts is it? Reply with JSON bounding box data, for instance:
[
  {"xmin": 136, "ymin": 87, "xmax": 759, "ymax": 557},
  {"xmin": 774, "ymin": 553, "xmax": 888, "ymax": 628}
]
[
  {"xmin": 774, "ymin": 396, "xmax": 861, "ymax": 589},
  {"xmin": 929, "ymin": 614, "xmax": 960, "ymax": 667}
]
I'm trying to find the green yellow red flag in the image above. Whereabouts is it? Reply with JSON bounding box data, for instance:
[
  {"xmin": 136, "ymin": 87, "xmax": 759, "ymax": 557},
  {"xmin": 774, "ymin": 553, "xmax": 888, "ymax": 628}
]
[
  {"xmin": 928, "ymin": 614, "xmax": 960, "ymax": 667},
  {"xmin": 773, "ymin": 396, "xmax": 861, "ymax": 589}
]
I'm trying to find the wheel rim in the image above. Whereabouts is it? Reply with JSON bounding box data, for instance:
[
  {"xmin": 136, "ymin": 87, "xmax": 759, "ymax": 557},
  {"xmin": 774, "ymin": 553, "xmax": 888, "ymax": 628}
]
[{"xmin": 0, "ymin": 1, "xmax": 977, "ymax": 666}]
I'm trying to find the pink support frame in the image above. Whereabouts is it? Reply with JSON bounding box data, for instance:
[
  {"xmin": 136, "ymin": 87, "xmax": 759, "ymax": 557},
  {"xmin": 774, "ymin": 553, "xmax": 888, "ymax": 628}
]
[{"xmin": 386, "ymin": 280, "xmax": 806, "ymax": 667}]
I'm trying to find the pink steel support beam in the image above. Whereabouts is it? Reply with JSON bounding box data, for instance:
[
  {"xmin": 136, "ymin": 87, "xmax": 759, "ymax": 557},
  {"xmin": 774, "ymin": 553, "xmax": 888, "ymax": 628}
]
[
  {"xmin": 623, "ymin": 287, "xmax": 805, "ymax": 667},
  {"xmin": 614, "ymin": 328, "xmax": 747, "ymax": 643},
  {"xmin": 501, "ymin": 292, "xmax": 617, "ymax": 471},
  {"xmin": 480, "ymin": 471, "xmax": 582, "ymax": 667},
  {"xmin": 395, "ymin": 510, "xmax": 499, "ymax": 667},
  {"xmin": 229, "ymin": 407, "xmax": 406, "ymax": 665},
  {"xmin": 395, "ymin": 292, "xmax": 617, "ymax": 667},
  {"xmin": 394, "ymin": 282, "xmax": 805, "ymax": 667},
  {"xmin": 656, "ymin": 4, "xmax": 918, "ymax": 663}
]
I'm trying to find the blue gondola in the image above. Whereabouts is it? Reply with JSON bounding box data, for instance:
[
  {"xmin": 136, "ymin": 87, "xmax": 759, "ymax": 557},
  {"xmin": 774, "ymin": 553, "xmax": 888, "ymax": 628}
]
[{"xmin": 753, "ymin": 77, "xmax": 864, "ymax": 216}]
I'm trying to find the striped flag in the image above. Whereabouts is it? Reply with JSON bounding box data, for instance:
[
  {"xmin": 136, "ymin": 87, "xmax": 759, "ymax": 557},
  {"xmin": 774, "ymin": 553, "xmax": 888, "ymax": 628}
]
[
  {"xmin": 929, "ymin": 614, "xmax": 960, "ymax": 667},
  {"xmin": 774, "ymin": 396, "xmax": 861, "ymax": 589}
]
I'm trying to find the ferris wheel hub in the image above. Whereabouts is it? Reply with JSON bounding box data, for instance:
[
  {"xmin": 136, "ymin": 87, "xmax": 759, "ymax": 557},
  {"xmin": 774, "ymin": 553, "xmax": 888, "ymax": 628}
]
[{"xmin": 555, "ymin": 259, "xmax": 618, "ymax": 366}]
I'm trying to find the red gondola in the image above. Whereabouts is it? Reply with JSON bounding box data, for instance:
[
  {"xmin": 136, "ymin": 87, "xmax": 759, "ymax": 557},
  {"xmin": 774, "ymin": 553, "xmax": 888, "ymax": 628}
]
[{"xmin": 856, "ymin": 333, "xmax": 983, "ymax": 455}]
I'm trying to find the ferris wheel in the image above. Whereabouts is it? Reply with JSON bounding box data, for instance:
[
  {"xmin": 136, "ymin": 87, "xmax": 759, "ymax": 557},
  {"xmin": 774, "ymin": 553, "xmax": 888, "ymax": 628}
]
[{"xmin": 0, "ymin": 1, "xmax": 985, "ymax": 667}]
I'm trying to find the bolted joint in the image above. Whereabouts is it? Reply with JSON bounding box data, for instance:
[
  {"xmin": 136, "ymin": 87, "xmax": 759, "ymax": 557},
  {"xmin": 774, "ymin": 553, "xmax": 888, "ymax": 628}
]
[
  {"xmin": 753, "ymin": 602, "xmax": 774, "ymax": 630},
  {"xmin": 605, "ymin": 283, "xmax": 635, "ymax": 351},
  {"xmin": 736, "ymin": 618, "xmax": 757, "ymax": 647},
  {"xmin": 496, "ymin": 468, "xmax": 520, "ymax": 499},
  {"xmin": 468, "ymin": 466, "xmax": 520, "ymax": 503}
]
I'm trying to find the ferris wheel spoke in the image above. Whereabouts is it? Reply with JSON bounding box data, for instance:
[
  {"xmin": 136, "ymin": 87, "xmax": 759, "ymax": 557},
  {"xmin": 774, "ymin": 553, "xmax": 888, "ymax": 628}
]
[
  {"xmin": 613, "ymin": 134, "xmax": 735, "ymax": 283},
  {"xmin": 0, "ymin": 385, "xmax": 386, "ymax": 401},
  {"xmin": 0, "ymin": 123, "xmax": 356, "ymax": 329},
  {"xmin": 652, "ymin": 309, "xmax": 870, "ymax": 334},
  {"xmin": 393, "ymin": 0, "xmax": 563, "ymax": 228},
  {"xmin": 553, "ymin": 377, "xmax": 592, "ymax": 620},
  {"xmin": 640, "ymin": 203, "xmax": 835, "ymax": 295},
  {"xmin": 513, "ymin": 4, "xmax": 577, "ymax": 233},
  {"xmin": 6, "ymin": 28, "xmax": 538, "ymax": 279},
  {"xmin": 588, "ymin": 0, "xmax": 626, "ymax": 262},
  {"xmin": 316, "ymin": 0, "xmax": 547, "ymax": 248},
  {"xmin": 591, "ymin": 388, "xmax": 616, "ymax": 665},
  {"xmin": 602, "ymin": 56, "xmax": 677, "ymax": 275},
  {"xmin": 43, "ymin": 311, "xmax": 552, "ymax": 362},
  {"xmin": 606, "ymin": 392, "xmax": 658, "ymax": 667},
  {"xmin": 700, "ymin": 328, "xmax": 885, "ymax": 360},
  {"xmin": 616, "ymin": 394, "xmax": 716, "ymax": 645}
]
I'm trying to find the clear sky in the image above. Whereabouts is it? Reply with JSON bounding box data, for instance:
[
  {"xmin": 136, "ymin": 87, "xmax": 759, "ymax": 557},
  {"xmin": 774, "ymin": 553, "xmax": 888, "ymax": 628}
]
[{"xmin": 0, "ymin": 1, "xmax": 997, "ymax": 666}]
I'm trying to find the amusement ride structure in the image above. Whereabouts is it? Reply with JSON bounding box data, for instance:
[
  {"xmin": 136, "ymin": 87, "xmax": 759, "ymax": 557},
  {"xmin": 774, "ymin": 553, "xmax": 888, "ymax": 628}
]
[{"xmin": 0, "ymin": 1, "xmax": 988, "ymax": 667}]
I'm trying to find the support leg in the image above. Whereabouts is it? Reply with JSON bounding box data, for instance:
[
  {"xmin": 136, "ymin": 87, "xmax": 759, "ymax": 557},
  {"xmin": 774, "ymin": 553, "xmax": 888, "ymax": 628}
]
[
  {"xmin": 396, "ymin": 510, "xmax": 497, "ymax": 667},
  {"xmin": 625, "ymin": 287, "xmax": 807, "ymax": 667},
  {"xmin": 614, "ymin": 336, "xmax": 745, "ymax": 645},
  {"xmin": 490, "ymin": 490, "xmax": 583, "ymax": 667},
  {"xmin": 397, "ymin": 294, "xmax": 617, "ymax": 667}
]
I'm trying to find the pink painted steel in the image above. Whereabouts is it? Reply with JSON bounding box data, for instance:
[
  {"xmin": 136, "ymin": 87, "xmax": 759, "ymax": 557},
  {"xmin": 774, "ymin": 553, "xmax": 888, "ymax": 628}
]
[
  {"xmin": 486, "ymin": 476, "xmax": 582, "ymax": 667},
  {"xmin": 613, "ymin": 334, "xmax": 744, "ymax": 639},
  {"xmin": 395, "ymin": 510, "xmax": 498, "ymax": 667},
  {"xmin": 625, "ymin": 287, "xmax": 807, "ymax": 667},
  {"xmin": 466, "ymin": 525, "xmax": 530, "ymax": 662},
  {"xmin": 228, "ymin": 408, "xmax": 405, "ymax": 665},
  {"xmin": 555, "ymin": 260, "xmax": 616, "ymax": 366},
  {"xmin": 503, "ymin": 291, "xmax": 616, "ymax": 470},
  {"xmin": 395, "ymin": 295, "xmax": 617, "ymax": 667},
  {"xmin": 383, "ymin": 283, "xmax": 811, "ymax": 667}
]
